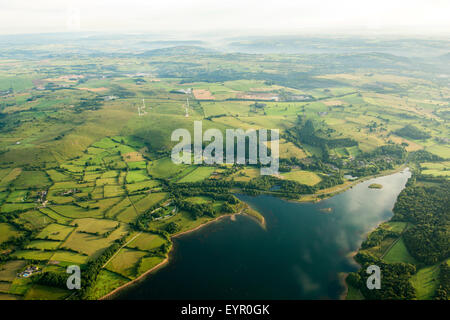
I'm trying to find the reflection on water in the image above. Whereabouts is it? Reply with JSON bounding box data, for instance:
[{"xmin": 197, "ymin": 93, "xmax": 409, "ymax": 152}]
[{"xmin": 115, "ymin": 169, "xmax": 410, "ymax": 300}]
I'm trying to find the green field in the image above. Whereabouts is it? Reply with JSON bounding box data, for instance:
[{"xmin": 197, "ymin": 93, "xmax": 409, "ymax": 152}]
[
  {"xmin": 0, "ymin": 261, "xmax": 26, "ymax": 282},
  {"xmin": 86, "ymin": 269, "xmax": 129, "ymax": 300},
  {"xmin": 6, "ymin": 190, "xmax": 29, "ymax": 202},
  {"xmin": 36, "ymin": 224, "xmax": 75, "ymax": 241},
  {"xmin": 0, "ymin": 168, "xmax": 22, "ymax": 187},
  {"xmin": 125, "ymin": 180, "xmax": 160, "ymax": 193},
  {"xmin": 115, "ymin": 205, "xmax": 139, "ymax": 223},
  {"xmin": 38, "ymin": 208, "xmax": 72, "ymax": 224},
  {"xmin": 1, "ymin": 203, "xmax": 36, "ymax": 213},
  {"xmin": 138, "ymin": 256, "xmax": 165, "ymax": 275},
  {"xmin": 410, "ymin": 264, "xmax": 441, "ymax": 300},
  {"xmin": 420, "ymin": 161, "xmax": 450, "ymax": 177},
  {"xmin": 49, "ymin": 250, "xmax": 89, "ymax": 264},
  {"xmin": 230, "ymin": 168, "xmax": 260, "ymax": 182},
  {"xmin": 383, "ymin": 238, "xmax": 417, "ymax": 265},
  {"xmin": 0, "ymin": 223, "xmax": 22, "ymax": 244},
  {"xmin": 126, "ymin": 170, "xmax": 150, "ymax": 184},
  {"xmin": 105, "ymin": 248, "xmax": 147, "ymax": 279},
  {"xmin": 346, "ymin": 284, "xmax": 364, "ymax": 300},
  {"xmin": 17, "ymin": 210, "xmax": 53, "ymax": 229},
  {"xmin": 147, "ymin": 157, "xmax": 189, "ymax": 179},
  {"xmin": 104, "ymin": 185, "xmax": 125, "ymax": 197},
  {"xmin": 62, "ymin": 225, "xmax": 127, "ymax": 257},
  {"xmin": 281, "ymin": 170, "xmax": 322, "ymax": 186},
  {"xmin": 127, "ymin": 233, "xmax": 167, "ymax": 251},
  {"xmin": 13, "ymin": 171, "xmax": 51, "ymax": 189},
  {"xmin": 24, "ymin": 285, "xmax": 70, "ymax": 300},
  {"xmin": 12, "ymin": 250, "xmax": 54, "ymax": 261},
  {"xmin": 133, "ymin": 192, "xmax": 168, "ymax": 213},
  {"xmin": 177, "ymin": 166, "xmax": 215, "ymax": 183},
  {"xmin": 46, "ymin": 169, "xmax": 72, "ymax": 182},
  {"xmin": 71, "ymin": 218, "xmax": 119, "ymax": 234},
  {"xmin": 0, "ymin": 34, "xmax": 448, "ymax": 300},
  {"xmin": 25, "ymin": 240, "xmax": 61, "ymax": 250},
  {"xmin": 382, "ymin": 221, "xmax": 408, "ymax": 233},
  {"xmin": 105, "ymin": 197, "xmax": 133, "ymax": 219}
]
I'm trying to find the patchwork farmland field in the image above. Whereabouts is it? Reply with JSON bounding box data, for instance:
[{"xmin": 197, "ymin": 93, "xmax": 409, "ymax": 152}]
[
  {"xmin": 0, "ymin": 32, "xmax": 448, "ymax": 301},
  {"xmin": 281, "ymin": 170, "xmax": 322, "ymax": 186}
]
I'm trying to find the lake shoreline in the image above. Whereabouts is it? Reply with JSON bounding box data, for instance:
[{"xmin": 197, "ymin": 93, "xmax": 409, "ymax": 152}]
[
  {"xmin": 100, "ymin": 167, "xmax": 409, "ymax": 300},
  {"xmin": 339, "ymin": 167, "xmax": 411, "ymax": 300},
  {"xmin": 338, "ymin": 273, "xmax": 349, "ymax": 300},
  {"xmin": 296, "ymin": 164, "xmax": 408, "ymax": 204},
  {"xmin": 99, "ymin": 207, "xmax": 264, "ymax": 300}
]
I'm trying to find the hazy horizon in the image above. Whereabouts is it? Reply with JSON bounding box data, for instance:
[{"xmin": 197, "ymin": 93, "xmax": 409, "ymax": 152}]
[{"xmin": 0, "ymin": 0, "xmax": 449, "ymax": 36}]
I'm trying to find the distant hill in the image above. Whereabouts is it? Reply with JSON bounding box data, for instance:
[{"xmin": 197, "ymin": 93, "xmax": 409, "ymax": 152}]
[
  {"xmin": 138, "ymin": 45, "xmax": 217, "ymax": 57},
  {"xmin": 226, "ymin": 36, "xmax": 450, "ymax": 57},
  {"xmin": 138, "ymin": 40, "xmax": 205, "ymax": 47},
  {"xmin": 438, "ymin": 52, "xmax": 450, "ymax": 61}
]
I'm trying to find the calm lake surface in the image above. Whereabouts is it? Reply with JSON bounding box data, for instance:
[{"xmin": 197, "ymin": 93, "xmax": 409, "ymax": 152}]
[{"xmin": 116, "ymin": 169, "xmax": 411, "ymax": 300}]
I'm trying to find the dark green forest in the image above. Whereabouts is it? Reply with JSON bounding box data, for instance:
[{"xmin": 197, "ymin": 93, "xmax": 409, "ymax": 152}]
[{"xmin": 347, "ymin": 175, "xmax": 449, "ymax": 300}]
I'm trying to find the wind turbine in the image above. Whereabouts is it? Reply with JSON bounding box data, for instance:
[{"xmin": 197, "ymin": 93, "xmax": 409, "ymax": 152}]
[
  {"xmin": 143, "ymin": 98, "xmax": 151, "ymax": 111},
  {"xmin": 184, "ymin": 102, "xmax": 189, "ymax": 117},
  {"xmin": 185, "ymin": 97, "xmax": 190, "ymax": 117},
  {"xmin": 142, "ymin": 98, "xmax": 147, "ymax": 115},
  {"xmin": 138, "ymin": 98, "xmax": 148, "ymax": 116}
]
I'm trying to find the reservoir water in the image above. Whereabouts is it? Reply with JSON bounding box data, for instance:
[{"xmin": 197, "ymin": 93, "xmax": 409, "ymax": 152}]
[{"xmin": 115, "ymin": 169, "xmax": 410, "ymax": 299}]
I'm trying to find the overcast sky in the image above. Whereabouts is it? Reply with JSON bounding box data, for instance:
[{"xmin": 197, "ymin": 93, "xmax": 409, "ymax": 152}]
[{"xmin": 0, "ymin": 0, "xmax": 449, "ymax": 36}]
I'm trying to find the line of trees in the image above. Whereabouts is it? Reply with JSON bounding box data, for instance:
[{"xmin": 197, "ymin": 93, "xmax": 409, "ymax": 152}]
[
  {"xmin": 72, "ymin": 237, "xmax": 127, "ymax": 299},
  {"xmin": 347, "ymin": 174, "xmax": 449, "ymax": 300},
  {"xmin": 347, "ymin": 259, "xmax": 416, "ymax": 300},
  {"xmin": 435, "ymin": 263, "xmax": 450, "ymax": 300},
  {"xmin": 392, "ymin": 177, "xmax": 449, "ymax": 265}
]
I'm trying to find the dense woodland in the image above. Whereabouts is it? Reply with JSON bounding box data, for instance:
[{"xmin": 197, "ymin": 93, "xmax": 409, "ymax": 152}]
[
  {"xmin": 347, "ymin": 174, "xmax": 449, "ymax": 300},
  {"xmin": 285, "ymin": 117, "xmax": 410, "ymax": 178}
]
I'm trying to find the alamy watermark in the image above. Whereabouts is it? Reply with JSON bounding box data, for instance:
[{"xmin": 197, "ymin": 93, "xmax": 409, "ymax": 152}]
[
  {"xmin": 171, "ymin": 121, "xmax": 279, "ymax": 175},
  {"xmin": 66, "ymin": 265, "xmax": 81, "ymax": 290}
]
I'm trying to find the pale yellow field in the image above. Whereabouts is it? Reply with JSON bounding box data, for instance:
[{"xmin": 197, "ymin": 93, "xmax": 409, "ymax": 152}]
[
  {"xmin": 386, "ymin": 135, "xmax": 422, "ymax": 152},
  {"xmin": 278, "ymin": 139, "xmax": 307, "ymax": 159},
  {"xmin": 281, "ymin": 170, "xmax": 322, "ymax": 186},
  {"xmin": 230, "ymin": 168, "xmax": 261, "ymax": 182}
]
